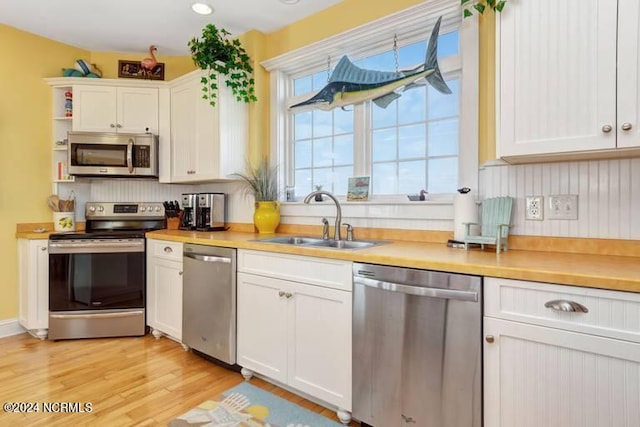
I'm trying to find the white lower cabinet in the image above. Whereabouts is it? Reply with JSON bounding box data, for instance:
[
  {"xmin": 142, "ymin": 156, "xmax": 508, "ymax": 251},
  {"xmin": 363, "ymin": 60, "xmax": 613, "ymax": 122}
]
[
  {"xmin": 237, "ymin": 250, "xmax": 352, "ymax": 423},
  {"xmin": 146, "ymin": 239, "xmax": 183, "ymax": 342},
  {"xmin": 484, "ymin": 278, "xmax": 640, "ymax": 427},
  {"xmin": 17, "ymin": 239, "xmax": 49, "ymax": 339}
]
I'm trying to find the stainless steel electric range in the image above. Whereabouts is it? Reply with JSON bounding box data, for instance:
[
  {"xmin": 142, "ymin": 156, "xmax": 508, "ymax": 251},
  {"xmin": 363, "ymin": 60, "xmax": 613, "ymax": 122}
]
[{"xmin": 48, "ymin": 202, "xmax": 165, "ymax": 340}]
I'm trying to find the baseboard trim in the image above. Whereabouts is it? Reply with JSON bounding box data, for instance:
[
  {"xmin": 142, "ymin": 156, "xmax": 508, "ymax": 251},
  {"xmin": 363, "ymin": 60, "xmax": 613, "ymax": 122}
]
[{"xmin": 0, "ymin": 318, "xmax": 26, "ymax": 338}]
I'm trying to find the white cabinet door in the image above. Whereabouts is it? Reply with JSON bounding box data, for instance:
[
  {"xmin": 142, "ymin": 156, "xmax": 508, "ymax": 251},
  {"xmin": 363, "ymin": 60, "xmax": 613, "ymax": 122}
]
[
  {"xmin": 237, "ymin": 272, "xmax": 288, "ymax": 383},
  {"xmin": 169, "ymin": 71, "xmax": 219, "ymax": 182},
  {"xmin": 498, "ymin": 0, "xmax": 618, "ymax": 158},
  {"xmin": 237, "ymin": 268, "xmax": 352, "ymax": 410},
  {"xmin": 169, "ymin": 80, "xmax": 195, "ymax": 181},
  {"xmin": 287, "ymin": 281, "xmax": 352, "ymax": 410},
  {"xmin": 617, "ymin": 0, "xmax": 640, "ymax": 148},
  {"xmin": 484, "ymin": 317, "xmax": 640, "ymax": 427},
  {"xmin": 146, "ymin": 243, "xmax": 183, "ymax": 341},
  {"xmin": 168, "ymin": 70, "xmax": 247, "ymax": 183},
  {"xmin": 17, "ymin": 239, "xmax": 49, "ymax": 338},
  {"xmin": 73, "ymin": 85, "xmax": 158, "ymax": 133},
  {"xmin": 117, "ymin": 87, "xmax": 159, "ymax": 134},
  {"xmin": 73, "ymin": 85, "xmax": 118, "ymax": 132}
]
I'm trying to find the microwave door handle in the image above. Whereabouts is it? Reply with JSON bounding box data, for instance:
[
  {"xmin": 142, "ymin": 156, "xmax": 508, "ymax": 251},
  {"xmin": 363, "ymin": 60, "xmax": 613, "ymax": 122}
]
[{"xmin": 127, "ymin": 139, "xmax": 134, "ymax": 174}]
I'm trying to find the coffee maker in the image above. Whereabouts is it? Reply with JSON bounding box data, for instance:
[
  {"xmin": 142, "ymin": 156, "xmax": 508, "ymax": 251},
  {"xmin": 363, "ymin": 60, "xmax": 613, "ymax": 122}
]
[
  {"xmin": 196, "ymin": 193, "xmax": 226, "ymax": 231},
  {"xmin": 179, "ymin": 193, "xmax": 198, "ymax": 230}
]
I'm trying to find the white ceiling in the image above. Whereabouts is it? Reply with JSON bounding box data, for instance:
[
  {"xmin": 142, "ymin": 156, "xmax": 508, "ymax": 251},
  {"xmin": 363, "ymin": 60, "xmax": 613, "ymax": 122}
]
[{"xmin": 0, "ymin": 0, "xmax": 343, "ymax": 55}]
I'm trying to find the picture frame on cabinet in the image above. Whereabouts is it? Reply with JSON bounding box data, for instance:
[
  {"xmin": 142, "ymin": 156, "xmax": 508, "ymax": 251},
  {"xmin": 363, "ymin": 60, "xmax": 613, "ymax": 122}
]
[{"xmin": 118, "ymin": 60, "xmax": 165, "ymax": 80}]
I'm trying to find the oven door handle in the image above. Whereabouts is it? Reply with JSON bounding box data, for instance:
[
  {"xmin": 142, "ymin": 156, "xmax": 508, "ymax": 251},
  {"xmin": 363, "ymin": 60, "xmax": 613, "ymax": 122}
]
[
  {"xmin": 48, "ymin": 241, "xmax": 145, "ymax": 254},
  {"xmin": 50, "ymin": 310, "xmax": 144, "ymax": 320},
  {"xmin": 184, "ymin": 253, "xmax": 231, "ymax": 264},
  {"xmin": 127, "ymin": 139, "xmax": 134, "ymax": 174}
]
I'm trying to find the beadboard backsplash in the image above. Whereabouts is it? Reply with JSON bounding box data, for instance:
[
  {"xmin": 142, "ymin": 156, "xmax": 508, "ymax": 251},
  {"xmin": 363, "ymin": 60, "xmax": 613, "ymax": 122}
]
[
  {"xmin": 479, "ymin": 158, "xmax": 640, "ymax": 240},
  {"xmin": 60, "ymin": 157, "xmax": 639, "ymax": 240}
]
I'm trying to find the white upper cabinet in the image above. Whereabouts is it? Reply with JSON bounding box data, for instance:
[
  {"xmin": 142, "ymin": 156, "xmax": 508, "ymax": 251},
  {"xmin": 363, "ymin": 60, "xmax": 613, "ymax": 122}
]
[
  {"xmin": 497, "ymin": 0, "xmax": 640, "ymax": 162},
  {"xmin": 616, "ymin": 0, "xmax": 640, "ymax": 149},
  {"xmin": 165, "ymin": 69, "xmax": 248, "ymax": 183},
  {"xmin": 73, "ymin": 85, "xmax": 159, "ymax": 134}
]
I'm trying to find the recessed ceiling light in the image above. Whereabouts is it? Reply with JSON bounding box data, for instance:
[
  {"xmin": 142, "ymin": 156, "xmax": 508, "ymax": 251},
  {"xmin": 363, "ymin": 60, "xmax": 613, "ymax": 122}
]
[
  {"xmin": 279, "ymin": 0, "xmax": 300, "ymax": 4},
  {"xmin": 191, "ymin": 3, "xmax": 213, "ymax": 15}
]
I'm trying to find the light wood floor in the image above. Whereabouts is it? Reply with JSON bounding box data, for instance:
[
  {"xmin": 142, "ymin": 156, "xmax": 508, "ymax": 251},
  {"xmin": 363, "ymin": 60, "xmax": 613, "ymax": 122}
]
[{"xmin": 0, "ymin": 333, "xmax": 357, "ymax": 426}]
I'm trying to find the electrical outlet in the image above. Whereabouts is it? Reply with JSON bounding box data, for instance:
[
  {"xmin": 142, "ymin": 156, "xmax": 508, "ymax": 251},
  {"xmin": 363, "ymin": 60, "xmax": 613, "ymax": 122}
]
[
  {"xmin": 548, "ymin": 195, "xmax": 578, "ymax": 220},
  {"xmin": 525, "ymin": 196, "xmax": 544, "ymax": 220}
]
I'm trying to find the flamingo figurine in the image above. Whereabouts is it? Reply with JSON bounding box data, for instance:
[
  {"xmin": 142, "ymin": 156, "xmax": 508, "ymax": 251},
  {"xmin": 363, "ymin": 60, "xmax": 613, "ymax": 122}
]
[{"xmin": 140, "ymin": 45, "xmax": 158, "ymax": 78}]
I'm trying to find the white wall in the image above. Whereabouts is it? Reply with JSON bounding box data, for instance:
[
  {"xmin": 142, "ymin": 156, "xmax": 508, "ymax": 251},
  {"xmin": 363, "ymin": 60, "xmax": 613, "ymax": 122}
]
[{"xmin": 479, "ymin": 158, "xmax": 640, "ymax": 240}]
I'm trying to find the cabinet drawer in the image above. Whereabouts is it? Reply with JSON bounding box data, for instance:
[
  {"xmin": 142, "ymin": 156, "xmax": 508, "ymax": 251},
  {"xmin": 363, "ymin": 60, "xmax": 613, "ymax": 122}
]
[
  {"xmin": 485, "ymin": 277, "xmax": 640, "ymax": 343},
  {"xmin": 237, "ymin": 250, "xmax": 352, "ymax": 292},
  {"xmin": 147, "ymin": 239, "xmax": 183, "ymax": 262}
]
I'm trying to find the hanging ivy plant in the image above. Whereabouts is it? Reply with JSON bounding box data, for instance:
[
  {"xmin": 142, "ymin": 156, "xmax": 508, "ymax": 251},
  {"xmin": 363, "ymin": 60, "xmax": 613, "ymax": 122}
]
[
  {"xmin": 188, "ymin": 24, "xmax": 257, "ymax": 106},
  {"xmin": 462, "ymin": 0, "xmax": 507, "ymax": 18}
]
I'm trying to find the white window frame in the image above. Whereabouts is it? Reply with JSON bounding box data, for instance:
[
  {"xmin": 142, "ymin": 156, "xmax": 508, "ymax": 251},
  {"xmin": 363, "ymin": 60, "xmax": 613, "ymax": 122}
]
[{"xmin": 263, "ymin": 0, "xmax": 478, "ymax": 206}]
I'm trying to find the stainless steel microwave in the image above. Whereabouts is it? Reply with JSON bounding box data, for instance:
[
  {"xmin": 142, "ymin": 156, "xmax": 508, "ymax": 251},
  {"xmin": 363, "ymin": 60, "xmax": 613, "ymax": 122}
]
[{"xmin": 68, "ymin": 132, "xmax": 158, "ymax": 178}]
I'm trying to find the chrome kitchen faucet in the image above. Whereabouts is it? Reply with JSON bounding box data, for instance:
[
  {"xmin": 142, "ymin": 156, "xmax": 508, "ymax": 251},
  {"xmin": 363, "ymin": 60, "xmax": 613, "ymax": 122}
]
[{"xmin": 303, "ymin": 190, "xmax": 342, "ymax": 241}]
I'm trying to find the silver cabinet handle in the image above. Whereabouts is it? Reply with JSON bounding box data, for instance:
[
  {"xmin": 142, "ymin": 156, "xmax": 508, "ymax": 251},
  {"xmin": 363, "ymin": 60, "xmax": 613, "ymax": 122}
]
[
  {"xmin": 40, "ymin": 246, "xmax": 47, "ymax": 251},
  {"xmin": 278, "ymin": 291, "xmax": 285, "ymax": 297},
  {"xmin": 285, "ymin": 292, "xmax": 293, "ymax": 299},
  {"xmin": 116, "ymin": 124, "xmax": 122, "ymax": 128},
  {"xmin": 602, "ymin": 124, "xmax": 612, "ymax": 133},
  {"xmin": 621, "ymin": 122, "xmax": 633, "ymax": 131},
  {"xmin": 178, "ymin": 271, "xmax": 183, "ymax": 276},
  {"xmin": 164, "ymin": 246, "xmax": 173, "ymax": 253},
  {"xmin": 110, "ymin": 123, "xmax": 116, "ymax": 128},
  {"xmin": 544, "ymin": 299, "xmax": 589, "ymax": 313},
  {"xmin": 485, "ymin": 335, "xmax": 495, "ymax": 343}
]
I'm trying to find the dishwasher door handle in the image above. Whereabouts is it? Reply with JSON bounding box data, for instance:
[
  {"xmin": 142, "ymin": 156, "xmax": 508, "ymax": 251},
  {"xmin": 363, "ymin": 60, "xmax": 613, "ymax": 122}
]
[
  {"xmin": 354, "ymin": 276, "xmax": 478, "ymax": 302},
  {"xmin": 184, "ymin": 253, "xmax": 232, "ymax": 264}
]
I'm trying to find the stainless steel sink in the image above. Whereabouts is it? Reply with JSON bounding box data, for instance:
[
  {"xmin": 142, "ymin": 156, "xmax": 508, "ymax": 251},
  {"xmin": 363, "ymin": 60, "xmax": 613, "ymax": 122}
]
[
  {"xmin": 305, "ymin": 240, "xmax": 378, "ymax": 249},
  {"xmin": 255, "ymin": 235, "xmax": 384, "ymax": 250},
  {"xmin": 256, "ymin": 236, "xmax": 325, "ymax": 245}
]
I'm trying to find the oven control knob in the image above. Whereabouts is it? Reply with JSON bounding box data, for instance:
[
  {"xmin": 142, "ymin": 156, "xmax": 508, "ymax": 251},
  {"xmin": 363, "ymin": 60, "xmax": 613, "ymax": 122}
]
[
  {"xmin": 88, "ymin": 206, "xmax": 96, "ymax": 212},
  {"xmin": 97, "ymin": 206, "xmax": 104, "ymax": 212},
  {"xmin": 155, "ymin": 206, "xmax": 161, "ymax": 212},
  {"xmin": 140, "ymin": 207, "xmax": 146, "ymax": 212}
]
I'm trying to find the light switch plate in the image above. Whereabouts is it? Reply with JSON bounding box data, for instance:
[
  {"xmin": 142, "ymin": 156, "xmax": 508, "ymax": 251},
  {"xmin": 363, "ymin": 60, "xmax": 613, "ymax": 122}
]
[
  {"xmin": 525, "ymin": 196, "xmax": 544, "ymax": 220},
  {"xmin": 548, "ymin": 195, "xmax": 578, "ymax": 220}
]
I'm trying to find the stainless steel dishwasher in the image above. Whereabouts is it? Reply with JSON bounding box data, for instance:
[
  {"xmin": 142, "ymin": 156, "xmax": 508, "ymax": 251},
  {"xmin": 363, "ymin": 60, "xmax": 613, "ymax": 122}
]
[
  {"xmin": 183, "ymin": 244, "xmax": 236, "ymax": 365},
  {"xmin": 353, "ymin": 263, "xmax": 482, "ymax": 427}
]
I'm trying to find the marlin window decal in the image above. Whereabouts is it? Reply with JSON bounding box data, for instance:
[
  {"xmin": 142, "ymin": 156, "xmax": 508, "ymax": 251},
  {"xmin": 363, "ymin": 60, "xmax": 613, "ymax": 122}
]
[{"xmin": 289, "ymin": 16, "xmax": 452, "ymax": 112}]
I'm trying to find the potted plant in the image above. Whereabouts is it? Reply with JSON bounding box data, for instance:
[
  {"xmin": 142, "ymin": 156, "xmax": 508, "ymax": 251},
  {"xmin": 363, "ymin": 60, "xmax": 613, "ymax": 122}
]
[
  {"xmin": 462, "ymin": 0, "xmax": 507, "ymax": 18},
  {"xmin": 232, "ymin": 158, "xmax": 280, "ymax": 234},
  {"xmin": 188, "ymin": 24, "xmax": 257, "ymax": 107}
]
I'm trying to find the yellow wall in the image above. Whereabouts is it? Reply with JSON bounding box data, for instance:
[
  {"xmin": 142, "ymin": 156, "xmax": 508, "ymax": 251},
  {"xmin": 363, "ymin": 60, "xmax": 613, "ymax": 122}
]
[
  {"xmin": 0, "ymin": 24, "xmax": 89, "ymax": 320},
  {"xmin": 88, "ymin": 52, "xmax": 196, "ymax": 80},
  {"xmin": 238, "ymin": 31, "xmax": 271, "ymax": 163},
  {"xmin": 265, "ymin": 0, "xmax": 424, "ymax": 58}
]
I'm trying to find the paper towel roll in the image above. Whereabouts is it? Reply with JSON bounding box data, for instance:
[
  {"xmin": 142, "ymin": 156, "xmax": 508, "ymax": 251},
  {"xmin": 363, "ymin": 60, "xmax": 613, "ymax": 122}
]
[{"xmin": 453, "ymin": 189, "xmax": 477, "ymax": 242}]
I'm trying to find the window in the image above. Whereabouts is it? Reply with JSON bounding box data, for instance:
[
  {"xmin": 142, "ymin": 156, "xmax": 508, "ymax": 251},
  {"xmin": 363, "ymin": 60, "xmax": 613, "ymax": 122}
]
[{"xmin": 265, "ymin": 2, "xmax": 477, "ymax": 202}]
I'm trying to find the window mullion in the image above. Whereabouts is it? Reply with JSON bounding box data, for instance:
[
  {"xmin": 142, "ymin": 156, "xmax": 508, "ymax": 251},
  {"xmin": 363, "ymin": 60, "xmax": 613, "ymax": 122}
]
[{"xmin": 354, "ymin": 102, "xmax": 370, "ymax": 176}]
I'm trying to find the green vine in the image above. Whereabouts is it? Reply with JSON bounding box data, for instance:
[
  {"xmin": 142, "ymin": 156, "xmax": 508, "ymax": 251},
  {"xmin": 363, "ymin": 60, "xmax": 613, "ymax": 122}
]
[
  {"xmin": 188, "ymin": 24, "xmax": 257, "ymax": 106},
  {"xmin": 462, "ymin": 0, "xmax": 507, "ymax": 18}
]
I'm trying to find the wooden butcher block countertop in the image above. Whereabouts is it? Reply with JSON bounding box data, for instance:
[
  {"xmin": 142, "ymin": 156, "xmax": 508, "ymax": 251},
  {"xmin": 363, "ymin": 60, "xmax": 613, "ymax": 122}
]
[{"xmin": 145, "ymin": 229, "xmax": 640, "ymax": 293}]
